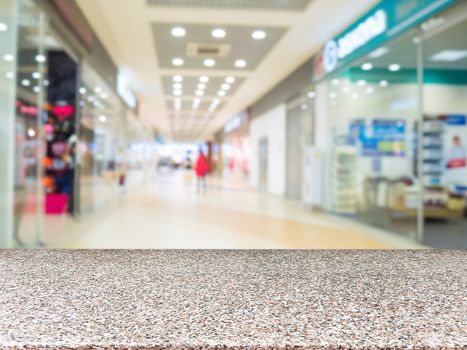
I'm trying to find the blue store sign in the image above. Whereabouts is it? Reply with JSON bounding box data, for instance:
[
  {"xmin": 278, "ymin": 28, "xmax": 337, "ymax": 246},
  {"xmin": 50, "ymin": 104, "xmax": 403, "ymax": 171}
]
[{"xmin": 315, "ymin": 0, "xmax": 458, "ymax": 79}]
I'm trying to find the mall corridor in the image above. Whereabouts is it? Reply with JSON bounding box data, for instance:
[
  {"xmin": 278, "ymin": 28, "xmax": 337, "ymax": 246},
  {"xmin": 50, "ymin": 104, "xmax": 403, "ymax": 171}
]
[{"xmin": 37, "ymin": 173, "xmax": 420, "ymax": 249}]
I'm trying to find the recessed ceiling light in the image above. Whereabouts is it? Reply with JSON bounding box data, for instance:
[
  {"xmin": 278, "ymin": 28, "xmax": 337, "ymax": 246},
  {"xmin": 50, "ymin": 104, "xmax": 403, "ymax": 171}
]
[
  {"xmin": 21, "ymin": 79, "xmax": 31, "ymax": 87},
  {"xmin": 43, "ymin": 80, "xmax": 49, "ymax": 86},
  {"xmin": 380, "ymin": 80, "xmax": 389, "ymax": 87},
  {"xmin": 307, "ymin": 91, "xmax": 315, "ymax": 98},
  {"xmin": 197, "ymin": 83, "xmax": 206, "ymax": 90},
  {"xmin": 3, "ymin": 54, "xmax": 14, "ymax": 62},
  {"xmin": 171, "ymin": 27, "xmax": 186, "ymax": 37},
  {"xmin": 225, "ymin": 76, "xmax": 235, "ymax": 84},
  {"xmin": 252, "ymin": 30, "xmax": 266, "ymax": 40},
  {"xmin": 79, "ymin": 87, "xmax": 87, "ymax": 94},
  {"xmin": 221, "ymin": 84, "xmax": 230, "ymax": 90},
  {"xmin": 430, "ymin": 50, "xmax": 467, "ymax": 62},
  {"xmin": 173, "ymin": 89, "xmax": 182, "ymax": 96},
  {"xmin": 27, "ymin": 128, "xmax": 36, "ymax": 138},
  {"xmin": 204, "ymin": 59, "xmax": 216, "ymax": 67},
  {"xmin": 99, "ymin": 115, "xmax": 107, "ymax": 123},
  {"xmin": 101, "ymin": 92, "xmax": 108, "ymax": 99},
  {"xmin": 94, "ymin": 87, "xmax": 102, "ymax": 94},
  {"xmin": 235, "ymin": 59, "xmax": 247, "ymax": 68},
  {"xmin": 32, "ymin": 72, "xmax": 41, "ymax": 79},
  {"xmin": 217, "ymin": 90, "xmax": 226, "ymax": 97},
  {"xmin": 33, "ymin": 86, "xmax": 40, "ymax": 93},
  {"xmin": 193, "ymin": 98, "xmax": 201, "ymax": 104},
  {"xmin": 361, "ymin": 63, "xmax": 373, "ymax": 71},
  {"xmin": 172, "ymin": 58, "xmax": 184, "ymax": 66},
  {"xmin": 173, "ymin": 75, "xmax": 183, "ymax": 82},
  {"xmin": 341, "ymin": 86, "xmax": 350, "ymax": 93},
  {"xmin": 5, "ymin": 71, "xmax": 15, "ymax": 79},
  {"xmin": 211, "ymin": 28, "xmax": 226, "ymax": 39},
  {"xmin": 388, "ymin": 64, "xmax": 401, "ymax": 72},
  {"xmin": 0, "ymin": 23, "xmax": 8, "ymax": 32},
  {"xmin": 195, "ymin": 90, "xmax": 204, "ymax": 96},
  {"xmin": 173, "ymin": 83, "xmax": 183, "ymax": 90},
  {"xmin": 199, "ymin": 76, "xmax": 209, "ymax": 83},
  {"xmin": 365, "ymin": 87, "xmax": 374, "ymax": 94},
  {"xmin": 368, "ymin": 47, "xmax": 389, "ymax": 58},
  {"xmin": 35, "ymin": 54, "xmax": 46, "ymax": 63},
  {"xmin": 213, "ymin": 98, "xmax": 220, "ymax": 104},
  {"xmin": 329, "ymin": 92, "xmax": 337, "ymax": 99},
  {"xmin": 357, "ymin": 79, "xmax": 366, "ymax": 87}
]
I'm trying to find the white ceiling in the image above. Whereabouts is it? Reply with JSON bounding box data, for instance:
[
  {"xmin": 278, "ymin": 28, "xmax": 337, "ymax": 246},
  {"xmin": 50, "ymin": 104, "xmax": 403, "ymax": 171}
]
[{"xmin": 75, "ymin": 0, "xmax": 378, "ymax": 141}]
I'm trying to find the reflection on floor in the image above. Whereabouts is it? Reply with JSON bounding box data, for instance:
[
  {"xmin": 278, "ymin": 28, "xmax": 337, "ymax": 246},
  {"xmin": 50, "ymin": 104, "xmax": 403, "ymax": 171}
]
[{"xmin": 21, "ymin": 172, "xmax": 422, "ymax": 249}]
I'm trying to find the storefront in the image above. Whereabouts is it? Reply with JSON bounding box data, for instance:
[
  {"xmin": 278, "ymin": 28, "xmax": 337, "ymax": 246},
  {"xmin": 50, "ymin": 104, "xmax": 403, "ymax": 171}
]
[
  {"xmin": 219, "ymin": 112, "xmax": 251, "ymax": 181},
  {"xmin": 313, "ymin": 0, "xmax": 467, "ymax": 248},
  {"xmin": 0, "ymin": 0, "xmax": 144, "ymax": 248}
]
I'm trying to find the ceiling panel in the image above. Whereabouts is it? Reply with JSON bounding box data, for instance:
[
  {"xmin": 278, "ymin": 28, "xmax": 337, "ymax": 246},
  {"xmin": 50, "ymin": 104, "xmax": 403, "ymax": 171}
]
[
  {"xmin": 147, "ymin": 0, "xmax": 311, "ymax": 11},
  {"xmin": 152, "ymin": 23, "xmax": 287, "ymax": 70}
]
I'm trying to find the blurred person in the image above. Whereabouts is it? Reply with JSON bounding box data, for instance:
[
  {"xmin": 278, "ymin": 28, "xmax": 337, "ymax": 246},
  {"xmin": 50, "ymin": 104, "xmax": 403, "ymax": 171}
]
[{"xmin": 195, "ymin": 149, "xmax": 209, "ymax": 194}]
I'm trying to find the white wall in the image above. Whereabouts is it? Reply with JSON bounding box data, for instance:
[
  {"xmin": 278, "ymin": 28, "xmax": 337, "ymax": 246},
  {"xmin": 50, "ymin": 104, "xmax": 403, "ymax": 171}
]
[
  {"xmin": 250, "ymin": 104, "xmax": 286, "ymax": 196},
  {"xmin": 425, "ymin": 84, "xmax": 467, "ymax": 115}
]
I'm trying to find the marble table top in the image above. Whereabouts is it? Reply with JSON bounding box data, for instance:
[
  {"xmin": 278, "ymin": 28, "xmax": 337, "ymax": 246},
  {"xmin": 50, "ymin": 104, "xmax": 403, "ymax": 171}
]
[{"xmin": 0, "ymin": 250, "xmax": 465, "ymax": 350}]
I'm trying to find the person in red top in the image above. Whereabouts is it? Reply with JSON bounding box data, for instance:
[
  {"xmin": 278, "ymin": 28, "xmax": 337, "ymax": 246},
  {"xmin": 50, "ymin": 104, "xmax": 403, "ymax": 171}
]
[{"xmin": 195, "ymin": 149, "xmax": 209, "ymax": 194}]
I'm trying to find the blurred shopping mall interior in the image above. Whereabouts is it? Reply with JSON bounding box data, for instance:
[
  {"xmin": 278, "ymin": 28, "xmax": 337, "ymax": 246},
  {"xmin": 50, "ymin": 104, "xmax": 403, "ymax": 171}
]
[{"xmin": 1, "ymin": 0, "xmax": 467, "ymax": 249}]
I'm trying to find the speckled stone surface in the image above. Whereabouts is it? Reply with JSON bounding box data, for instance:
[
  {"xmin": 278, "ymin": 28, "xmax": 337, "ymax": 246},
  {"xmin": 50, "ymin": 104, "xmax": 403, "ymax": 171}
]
[{"xmin": 0, "ymin": 250, "xmax": 465, "ymax": 350}]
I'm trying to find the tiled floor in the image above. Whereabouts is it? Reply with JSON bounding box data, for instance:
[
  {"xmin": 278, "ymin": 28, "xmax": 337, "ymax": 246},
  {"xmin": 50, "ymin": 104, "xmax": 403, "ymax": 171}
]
[{"xmin": 24, "ymin": 172, "xmax": 422, "ymax": 249}]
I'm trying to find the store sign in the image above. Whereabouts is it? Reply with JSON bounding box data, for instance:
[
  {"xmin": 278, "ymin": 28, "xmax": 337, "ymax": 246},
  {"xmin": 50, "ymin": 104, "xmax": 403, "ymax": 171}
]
[
  {"xmin": 315, "ymin": 0, "xmax": 458, "ymax": 79},
  {"xmin": 224, "ymin": 112, "xmax": 248, "ymax": 134},
  {"xmin": 224, "ymin": 116, "xmax": 241, "ymax": 134},
  {"xmin": 117, "ymin": 72, "xmax": 137, "ymax": 110},
  {"xmin": 323, "ymin": 10, "xmax": 387, "ymax": 73},
  {"xmin": 52, "ymin": 105, "xmax": 74, "ymax": 118},
  {"xmin": 20, "ymin": 105, "xmax": 39, "ymax": 116}
]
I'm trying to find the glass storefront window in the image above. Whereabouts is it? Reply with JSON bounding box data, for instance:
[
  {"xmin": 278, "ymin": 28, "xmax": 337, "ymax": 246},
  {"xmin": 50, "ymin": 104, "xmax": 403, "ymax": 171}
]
[
  {"xmin": 420, "ymin": 3, "xmax": 467, "ymax": 248},
  {"xmin": 221, "ymin": 113, "xmax": 250, "ymax": 181},
  {"xmin": 0, "ymin": 0, "xmax": 17, "ymax": 247},
  {"xmin": 314, "ymin": 1, "xmax": 467, "ymax": 248},
  {"xmin": 13, "ymin": 0, "xmax": 47, "ymax": 246},
  {"xmin": 319, "ymin": 28, "xmax": 421, "ymax": 240},
  {"xmin": 125, "ymin": 112, "xmax": 152, "ymax": 190},
  {"xmin": 77, "ymin": 63, "xmax": 125, "ymax": 213},
  {"xmin": 12, "ymin": 0, "xmax": 80, "ymax": 247}
]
